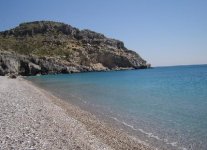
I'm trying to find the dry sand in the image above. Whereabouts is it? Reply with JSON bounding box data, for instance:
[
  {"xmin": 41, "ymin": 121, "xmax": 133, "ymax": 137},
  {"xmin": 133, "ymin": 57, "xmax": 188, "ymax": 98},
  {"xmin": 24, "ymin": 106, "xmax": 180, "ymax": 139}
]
[{"xmin": 0, "ymin": 76, "xmax": 151, "ymax": 150}]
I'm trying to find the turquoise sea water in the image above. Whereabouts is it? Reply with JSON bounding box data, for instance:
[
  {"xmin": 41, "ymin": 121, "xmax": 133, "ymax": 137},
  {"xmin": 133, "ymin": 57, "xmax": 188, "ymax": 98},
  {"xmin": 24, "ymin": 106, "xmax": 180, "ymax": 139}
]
[{"xmin": 27, "ymin": 65, "xmax": 207, "ymax": 150}]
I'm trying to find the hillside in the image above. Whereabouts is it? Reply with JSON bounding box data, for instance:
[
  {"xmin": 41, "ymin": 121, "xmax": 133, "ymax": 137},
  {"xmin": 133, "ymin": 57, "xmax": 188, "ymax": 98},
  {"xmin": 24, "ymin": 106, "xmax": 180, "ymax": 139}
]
[{"xmin": 0, "ymin": 21, "xmax": 150, "ymax": 76}]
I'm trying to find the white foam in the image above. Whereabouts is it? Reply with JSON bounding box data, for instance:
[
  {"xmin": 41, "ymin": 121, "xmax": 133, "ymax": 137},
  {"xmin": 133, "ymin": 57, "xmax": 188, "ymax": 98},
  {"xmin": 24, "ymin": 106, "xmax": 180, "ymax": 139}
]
[{"xmin": 110, "ymin": 117, "xmax": 188, "ymax": 150}]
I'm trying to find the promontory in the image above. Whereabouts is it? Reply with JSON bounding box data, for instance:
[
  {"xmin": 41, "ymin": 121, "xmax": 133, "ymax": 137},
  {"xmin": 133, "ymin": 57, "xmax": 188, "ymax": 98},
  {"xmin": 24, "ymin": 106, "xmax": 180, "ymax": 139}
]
[{"xmin": 0, "ymin": 21, "xmax": 150, "ymax": 76}]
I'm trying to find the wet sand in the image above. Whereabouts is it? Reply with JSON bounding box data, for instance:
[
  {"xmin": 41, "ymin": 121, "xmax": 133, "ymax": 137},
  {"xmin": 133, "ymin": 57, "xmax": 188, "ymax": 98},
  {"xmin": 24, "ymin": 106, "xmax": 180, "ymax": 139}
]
[{"xmin": 0, "ymin": 76, "xmax": 151, "ymax": 150}]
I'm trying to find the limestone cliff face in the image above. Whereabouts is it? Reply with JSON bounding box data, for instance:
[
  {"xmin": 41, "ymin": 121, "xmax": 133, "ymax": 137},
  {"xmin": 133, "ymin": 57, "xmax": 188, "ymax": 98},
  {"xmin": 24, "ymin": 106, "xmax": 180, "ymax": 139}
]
[{"xmin": 0, "ymin": 21, "xmax": 150, "ymax": 76}]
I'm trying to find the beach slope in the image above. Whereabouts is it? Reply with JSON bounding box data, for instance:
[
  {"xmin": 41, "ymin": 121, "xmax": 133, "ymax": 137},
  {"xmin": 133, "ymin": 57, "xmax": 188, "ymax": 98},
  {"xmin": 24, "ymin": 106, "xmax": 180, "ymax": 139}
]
[{"xmin": 0, "ymin": 76, "xmax": 150, "ymax": 150}]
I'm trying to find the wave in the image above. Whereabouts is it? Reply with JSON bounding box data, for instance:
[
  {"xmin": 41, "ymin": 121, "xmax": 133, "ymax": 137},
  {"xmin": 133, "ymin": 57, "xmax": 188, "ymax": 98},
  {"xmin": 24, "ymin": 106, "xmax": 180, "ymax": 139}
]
[{"xmin": 110, "ymin": 117, "xmax": 187, "ymax": 150}]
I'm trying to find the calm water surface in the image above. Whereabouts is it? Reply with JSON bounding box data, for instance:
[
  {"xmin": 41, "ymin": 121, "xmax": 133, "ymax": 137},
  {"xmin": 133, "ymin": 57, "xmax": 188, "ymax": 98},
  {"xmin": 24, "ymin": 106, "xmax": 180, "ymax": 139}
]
[{"xmin": 27, "ymin": 65, "xmax": 207, "ymax": 150}]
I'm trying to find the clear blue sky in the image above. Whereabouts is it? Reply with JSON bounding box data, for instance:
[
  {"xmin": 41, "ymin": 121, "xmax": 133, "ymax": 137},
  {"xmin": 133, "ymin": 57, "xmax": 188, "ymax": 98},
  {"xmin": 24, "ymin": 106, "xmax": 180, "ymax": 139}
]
[{"xmin": 0, "ymin": 0, "xmax": 206, "ymax": 66}]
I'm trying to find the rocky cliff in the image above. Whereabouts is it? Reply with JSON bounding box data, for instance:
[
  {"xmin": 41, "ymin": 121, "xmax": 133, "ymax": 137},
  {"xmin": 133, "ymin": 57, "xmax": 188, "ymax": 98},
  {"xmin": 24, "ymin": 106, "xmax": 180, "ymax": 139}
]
[{"xmin": 0, "ymin": 21, "xmax": 150, "ymax": 76}]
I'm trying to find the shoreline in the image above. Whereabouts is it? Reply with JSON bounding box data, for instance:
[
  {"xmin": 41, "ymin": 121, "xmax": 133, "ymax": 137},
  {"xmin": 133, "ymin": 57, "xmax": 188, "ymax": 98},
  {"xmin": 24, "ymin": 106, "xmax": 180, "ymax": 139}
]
[
  {"xmin": 29, "ymin": 78, "xmax": 182, "ymax": 150},
  {"xmin": 0, "ymin": 76, "xmax": 151, "ymax": 150}
]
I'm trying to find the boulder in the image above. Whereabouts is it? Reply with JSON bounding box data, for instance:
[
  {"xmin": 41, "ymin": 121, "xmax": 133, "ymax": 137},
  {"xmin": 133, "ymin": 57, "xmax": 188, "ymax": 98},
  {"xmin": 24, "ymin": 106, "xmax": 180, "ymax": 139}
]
[{"xmin": 29, "ymin": 63, "xmax": 41, "ymax": 75}]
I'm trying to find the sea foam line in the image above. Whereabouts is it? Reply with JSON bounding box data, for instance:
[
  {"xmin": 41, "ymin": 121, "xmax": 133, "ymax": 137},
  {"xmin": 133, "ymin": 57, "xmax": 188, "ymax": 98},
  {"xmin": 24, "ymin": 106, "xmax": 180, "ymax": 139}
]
[{"xmin": 110, "ymin": 117, "xmax": 188, "ymax": 150}]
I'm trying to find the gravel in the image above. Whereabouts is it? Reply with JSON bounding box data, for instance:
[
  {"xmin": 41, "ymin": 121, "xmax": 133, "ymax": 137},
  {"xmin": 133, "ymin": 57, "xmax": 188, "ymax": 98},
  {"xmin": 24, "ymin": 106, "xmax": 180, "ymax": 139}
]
[{"xmin": 0, "ymin": 76, "xmax": 112, "ymax": 150}]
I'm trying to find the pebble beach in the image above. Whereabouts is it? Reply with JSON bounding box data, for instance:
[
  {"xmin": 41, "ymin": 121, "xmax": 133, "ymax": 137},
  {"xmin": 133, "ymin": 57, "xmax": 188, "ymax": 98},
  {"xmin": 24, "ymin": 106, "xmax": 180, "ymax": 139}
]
[{"xmin": 0, "ymin": 76, "xmax": 150, "ymax": 150}]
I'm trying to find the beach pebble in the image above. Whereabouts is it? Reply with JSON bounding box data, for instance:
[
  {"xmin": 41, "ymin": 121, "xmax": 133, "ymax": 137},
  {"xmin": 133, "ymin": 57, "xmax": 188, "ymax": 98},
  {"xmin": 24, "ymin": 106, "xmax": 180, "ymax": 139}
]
[{"xmin": 0, "ymin": 76, "xmax": 113, "ymax": 150}]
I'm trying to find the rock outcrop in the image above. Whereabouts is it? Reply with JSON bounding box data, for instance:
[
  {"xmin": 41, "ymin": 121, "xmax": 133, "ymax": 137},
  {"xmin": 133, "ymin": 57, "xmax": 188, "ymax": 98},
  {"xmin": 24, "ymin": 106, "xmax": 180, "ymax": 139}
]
[{"xmin": 0, "ymin": 21, "xmax": 150, "ymax": 76}]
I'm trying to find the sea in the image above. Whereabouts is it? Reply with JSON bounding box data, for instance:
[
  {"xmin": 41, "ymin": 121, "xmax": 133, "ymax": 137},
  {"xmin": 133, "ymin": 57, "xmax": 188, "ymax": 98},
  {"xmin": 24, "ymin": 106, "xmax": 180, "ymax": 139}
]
[{"xmin": 27, "ymin": 65, "xmax": 207, "ymax": 150}]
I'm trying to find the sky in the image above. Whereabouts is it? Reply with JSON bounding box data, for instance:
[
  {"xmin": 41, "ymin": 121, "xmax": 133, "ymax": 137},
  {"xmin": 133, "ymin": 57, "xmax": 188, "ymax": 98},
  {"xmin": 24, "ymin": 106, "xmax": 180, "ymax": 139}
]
[{"xmin": 0, "ymin": 0, "xmax": 206, "ymax": 66}]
